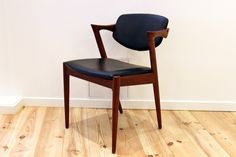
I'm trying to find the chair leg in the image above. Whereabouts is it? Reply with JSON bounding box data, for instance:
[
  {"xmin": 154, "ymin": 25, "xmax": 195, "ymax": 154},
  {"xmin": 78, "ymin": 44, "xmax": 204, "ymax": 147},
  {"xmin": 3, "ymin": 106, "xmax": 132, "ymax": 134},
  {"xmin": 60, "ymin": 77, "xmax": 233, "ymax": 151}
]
[
  {"xmin": 153, "ymin": 80, "xmax": 162, "ymax": 129},
  {"xmin": 112, "ymin": 76, "xmax": 120, "ymax": 154},
  {"xmin": 119, "ymin": 101, "xmax": 123, "ymax": 114},
  {"xmin": 63, "ymin": 64, "xmax": 70, "ymax": 129}
]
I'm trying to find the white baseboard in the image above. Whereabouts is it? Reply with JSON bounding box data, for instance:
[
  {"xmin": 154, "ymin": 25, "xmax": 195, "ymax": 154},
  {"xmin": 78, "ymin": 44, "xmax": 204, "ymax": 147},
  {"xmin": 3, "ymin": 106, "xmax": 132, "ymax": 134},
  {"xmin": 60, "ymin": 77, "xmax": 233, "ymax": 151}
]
[
  {"xmin": 1, "ymin": 96, "xmax": 236, "ymax": 114},
  {"xmin": 22, "ymin": 97, "xmax": 236, "ymax": 111},
  {"xmin": 0, "ymin": 96, "xmax": 24, "ymax": 114}
]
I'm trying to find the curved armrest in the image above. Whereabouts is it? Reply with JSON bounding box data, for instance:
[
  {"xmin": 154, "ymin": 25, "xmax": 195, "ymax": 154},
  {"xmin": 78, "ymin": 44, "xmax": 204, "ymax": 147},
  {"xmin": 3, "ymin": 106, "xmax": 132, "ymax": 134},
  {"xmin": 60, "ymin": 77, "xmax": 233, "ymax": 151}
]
[
  {"xmin": 147, "ymin": 28, "xmax": 169, "ymax": 38},
  {"xmin": 91, "ymin": 24, "xmax": 115, "ymax": 32}
]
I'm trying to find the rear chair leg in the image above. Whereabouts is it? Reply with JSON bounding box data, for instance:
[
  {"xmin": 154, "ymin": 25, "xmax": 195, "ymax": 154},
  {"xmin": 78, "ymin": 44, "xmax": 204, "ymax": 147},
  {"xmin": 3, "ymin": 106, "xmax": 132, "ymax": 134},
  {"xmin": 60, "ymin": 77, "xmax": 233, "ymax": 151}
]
[
  {"xmin": 63, "ymin": 64, "xmax": 70, "ymax": 129},
  {"xmin": 153, "ymin": 80, "xmax": 162, "ymax": 129},
  {"xmin": 119, "ymin": 101, "xmax": 123, "ymax": 114}
]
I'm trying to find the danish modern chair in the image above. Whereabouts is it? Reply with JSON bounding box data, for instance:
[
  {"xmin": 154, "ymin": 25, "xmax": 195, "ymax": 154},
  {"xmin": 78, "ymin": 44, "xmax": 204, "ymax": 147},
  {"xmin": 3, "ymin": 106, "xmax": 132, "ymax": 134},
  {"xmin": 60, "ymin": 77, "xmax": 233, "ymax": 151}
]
[{"xmin": 63, "ymin": 13, "xmax": 169, "ymax": 153}]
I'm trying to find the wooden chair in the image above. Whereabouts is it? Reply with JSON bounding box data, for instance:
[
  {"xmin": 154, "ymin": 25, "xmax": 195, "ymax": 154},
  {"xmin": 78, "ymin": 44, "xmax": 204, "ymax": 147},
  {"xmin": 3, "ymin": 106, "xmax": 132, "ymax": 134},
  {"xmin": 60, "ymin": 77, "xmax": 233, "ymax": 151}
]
[{"xmin": 63, "ymin": 13, "xmax": 169, "ymax": 153}]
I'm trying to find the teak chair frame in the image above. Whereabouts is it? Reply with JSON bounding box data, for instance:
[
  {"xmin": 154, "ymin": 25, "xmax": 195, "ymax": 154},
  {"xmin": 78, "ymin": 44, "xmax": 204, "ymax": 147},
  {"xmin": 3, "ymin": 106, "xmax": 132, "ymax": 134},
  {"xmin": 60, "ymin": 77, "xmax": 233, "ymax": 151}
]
[{"xmin": 63, "ymin": 24, "xmax": 169, "ymax": 153}]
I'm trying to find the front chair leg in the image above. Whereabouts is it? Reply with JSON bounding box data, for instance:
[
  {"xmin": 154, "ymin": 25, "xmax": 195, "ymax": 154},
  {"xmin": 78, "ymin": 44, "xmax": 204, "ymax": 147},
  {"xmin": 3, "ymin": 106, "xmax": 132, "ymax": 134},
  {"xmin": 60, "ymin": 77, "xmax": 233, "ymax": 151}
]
[
  {"xmin": 153, "ymin": 80, "xmax": 162, "ymax": 129},
  {"xmin": 63, "ymin": 64, "xmax": 70, "ymax": 129},
  {"xmin": 112, "ymin": 76, "xmax": 120, "ymax": 154}
]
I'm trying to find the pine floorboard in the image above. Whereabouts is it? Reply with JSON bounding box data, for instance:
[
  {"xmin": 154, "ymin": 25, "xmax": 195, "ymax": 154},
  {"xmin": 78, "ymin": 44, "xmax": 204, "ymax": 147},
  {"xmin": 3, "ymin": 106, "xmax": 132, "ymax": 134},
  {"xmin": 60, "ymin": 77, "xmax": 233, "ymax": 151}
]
[{"xmin": 0, "ymin": 107, "xmax": 236, "ymax": 157}]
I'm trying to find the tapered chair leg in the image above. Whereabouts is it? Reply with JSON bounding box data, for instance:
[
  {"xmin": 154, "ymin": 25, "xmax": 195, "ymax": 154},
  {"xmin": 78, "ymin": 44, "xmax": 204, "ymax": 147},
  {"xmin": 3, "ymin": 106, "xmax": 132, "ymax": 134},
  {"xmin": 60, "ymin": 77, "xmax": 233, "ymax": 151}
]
[
  {"xmin": 119, "ymin": 101, "xmax": 123, "ymax": 114},
  {"xmin": 153, "ymin": 80, "xmax": 162, "ymax": 129},
  {"xmin": 112, "ymin": 76, "xmax": 120, "ymax": 154},
  {"xmin": 63, "ymin": 64, "xmax": 70, "ymax": 129}
]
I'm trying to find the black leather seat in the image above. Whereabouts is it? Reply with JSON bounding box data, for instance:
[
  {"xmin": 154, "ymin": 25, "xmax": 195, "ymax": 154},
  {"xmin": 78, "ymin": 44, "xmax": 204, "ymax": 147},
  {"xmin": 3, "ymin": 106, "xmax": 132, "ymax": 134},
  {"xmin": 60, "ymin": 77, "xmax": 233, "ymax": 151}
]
[{"xmin": 65, "ymin": 58, "xmax": 151, "ymax": 79}]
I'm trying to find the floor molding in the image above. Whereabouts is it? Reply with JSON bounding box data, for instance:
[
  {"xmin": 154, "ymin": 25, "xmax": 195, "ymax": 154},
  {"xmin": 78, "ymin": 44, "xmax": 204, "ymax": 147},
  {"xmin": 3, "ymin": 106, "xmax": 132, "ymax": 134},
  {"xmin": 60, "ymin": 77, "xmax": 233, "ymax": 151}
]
[
  {"xmin": 23, "ymin": 97, "xmax": 236, "ymax": 111},
  {"xmin": 1, "ymin": 96, "xmax": 236, "ymax": 114}
]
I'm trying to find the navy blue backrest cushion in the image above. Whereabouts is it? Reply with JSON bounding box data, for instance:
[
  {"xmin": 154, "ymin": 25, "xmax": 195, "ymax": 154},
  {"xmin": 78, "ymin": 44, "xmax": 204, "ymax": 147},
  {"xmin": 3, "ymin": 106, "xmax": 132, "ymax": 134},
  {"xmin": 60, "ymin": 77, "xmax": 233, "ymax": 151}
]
[{"xmin": 113, "ymin": 14, "xmax": 168, "ymax": 51}]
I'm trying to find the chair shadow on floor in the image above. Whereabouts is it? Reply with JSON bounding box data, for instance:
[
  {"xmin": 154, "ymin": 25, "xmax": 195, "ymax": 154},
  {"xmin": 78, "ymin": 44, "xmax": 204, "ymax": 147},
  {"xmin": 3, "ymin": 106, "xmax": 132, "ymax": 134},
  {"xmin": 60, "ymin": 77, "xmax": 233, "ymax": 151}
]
[{"xmin": 69, "ymin": 109, "xmax": 157, "ymax": 155}]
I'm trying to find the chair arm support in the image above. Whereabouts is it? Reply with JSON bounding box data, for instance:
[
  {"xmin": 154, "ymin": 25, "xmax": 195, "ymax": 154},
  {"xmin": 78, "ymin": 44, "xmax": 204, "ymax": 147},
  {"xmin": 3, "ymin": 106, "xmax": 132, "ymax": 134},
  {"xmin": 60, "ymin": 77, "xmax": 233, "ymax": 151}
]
[
  {"xmin": 147, "ymin": 28, "xmax": 169, "ymax": 73},
  {"xmin": 91, "ymin": 24, "xmax": 115, "ymax": 32},
  {"xmin": 91, "ymin": 24, "xmax": 115, "ymax": 58},
  {"xmin": 147, "ymin": 28, "xmax": 169, "ymax": 39}
]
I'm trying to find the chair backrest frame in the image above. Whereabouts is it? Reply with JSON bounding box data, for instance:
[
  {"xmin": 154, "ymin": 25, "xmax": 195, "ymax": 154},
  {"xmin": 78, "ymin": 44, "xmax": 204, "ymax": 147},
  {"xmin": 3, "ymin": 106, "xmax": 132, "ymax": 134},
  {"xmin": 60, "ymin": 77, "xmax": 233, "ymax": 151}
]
[{"xmin": 91, "ymin": 14, "xmax": 169, "ymax": 73}]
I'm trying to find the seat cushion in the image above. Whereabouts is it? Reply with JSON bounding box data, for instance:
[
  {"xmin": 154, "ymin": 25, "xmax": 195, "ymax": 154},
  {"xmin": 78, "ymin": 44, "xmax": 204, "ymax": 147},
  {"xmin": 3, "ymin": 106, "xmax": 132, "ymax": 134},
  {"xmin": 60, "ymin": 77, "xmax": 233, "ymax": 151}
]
[{"xmin": 64, "ymin": 58, "xmax": 151, "ymax": 79}]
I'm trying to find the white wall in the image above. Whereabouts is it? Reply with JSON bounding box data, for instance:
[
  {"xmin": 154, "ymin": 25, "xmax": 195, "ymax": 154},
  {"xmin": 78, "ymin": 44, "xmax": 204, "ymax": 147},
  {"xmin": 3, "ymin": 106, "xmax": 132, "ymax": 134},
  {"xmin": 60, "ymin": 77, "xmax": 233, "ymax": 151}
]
[
  {"xmin": 0, "ymin": 0, "xmax": 9, "ymax": 96},
  {"xmin": 0, "ymin": 0, "xmax": 19, "ymax": 97},
  {"xmin": 1, "ymin": 0, "xmax": 236, "ymax": 106}
]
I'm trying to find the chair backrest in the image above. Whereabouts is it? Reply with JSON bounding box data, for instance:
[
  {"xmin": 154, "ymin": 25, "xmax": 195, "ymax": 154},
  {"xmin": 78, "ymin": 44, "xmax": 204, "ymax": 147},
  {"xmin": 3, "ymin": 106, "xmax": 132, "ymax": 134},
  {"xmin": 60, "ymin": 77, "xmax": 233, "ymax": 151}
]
[{"xmin": 113, "ymin": 14, "xmax": 168, "ymax": 51}]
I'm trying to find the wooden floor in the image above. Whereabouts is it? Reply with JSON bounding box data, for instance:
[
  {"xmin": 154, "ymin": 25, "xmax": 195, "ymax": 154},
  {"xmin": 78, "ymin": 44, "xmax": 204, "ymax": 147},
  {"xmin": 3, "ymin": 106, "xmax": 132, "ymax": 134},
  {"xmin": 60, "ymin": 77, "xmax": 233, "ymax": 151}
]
[{"xmin": 0, "ymin": 107, "xmax": 236, "ymax": 157}]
